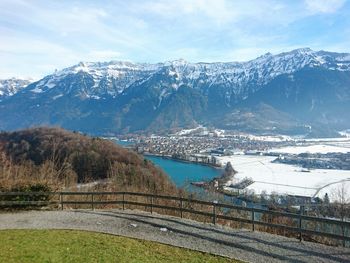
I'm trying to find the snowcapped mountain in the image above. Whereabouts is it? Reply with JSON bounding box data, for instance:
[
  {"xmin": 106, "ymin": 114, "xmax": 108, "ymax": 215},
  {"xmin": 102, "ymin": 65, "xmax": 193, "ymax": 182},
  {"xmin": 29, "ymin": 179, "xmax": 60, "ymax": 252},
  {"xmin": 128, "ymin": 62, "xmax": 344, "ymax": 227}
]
[
  {"xmin": 28, "ymin": 61, "xmax": 160, "ymax": 99},
  {"xmin": 22, "ymin": 48, "xmax": 350, "ymax": 101},
  {"xmin": 0, "ymin": 78, "xmax": 32, "ymax": 100},
  {"xmin": 1, "ymin": 48, "xmax": 350, "ymax": 136}
]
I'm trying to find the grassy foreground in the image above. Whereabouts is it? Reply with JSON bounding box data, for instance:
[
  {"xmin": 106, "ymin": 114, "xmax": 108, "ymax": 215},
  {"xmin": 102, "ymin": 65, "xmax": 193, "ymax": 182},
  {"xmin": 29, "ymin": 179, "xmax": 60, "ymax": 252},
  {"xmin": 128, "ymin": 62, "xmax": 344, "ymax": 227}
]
[{"xmin": 0, "ymin": 229, "xmax": 240, "ymax": 263}]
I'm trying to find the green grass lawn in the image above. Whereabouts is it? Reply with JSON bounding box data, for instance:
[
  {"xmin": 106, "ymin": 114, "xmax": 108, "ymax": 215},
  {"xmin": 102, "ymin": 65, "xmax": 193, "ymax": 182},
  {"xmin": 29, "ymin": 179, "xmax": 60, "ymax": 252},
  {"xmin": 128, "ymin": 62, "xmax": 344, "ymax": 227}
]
[{"xmin": 0, "ymin": 229, "xmax": 241, "ymax": 263}]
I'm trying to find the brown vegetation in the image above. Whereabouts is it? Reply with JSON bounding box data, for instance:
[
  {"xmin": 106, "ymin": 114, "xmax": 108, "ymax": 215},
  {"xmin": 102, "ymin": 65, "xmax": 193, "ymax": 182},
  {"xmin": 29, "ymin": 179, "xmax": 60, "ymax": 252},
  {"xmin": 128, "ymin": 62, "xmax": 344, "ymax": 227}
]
[{"xmin": 0, "ymin": 127, "xmax": 177, "ymax": 195}]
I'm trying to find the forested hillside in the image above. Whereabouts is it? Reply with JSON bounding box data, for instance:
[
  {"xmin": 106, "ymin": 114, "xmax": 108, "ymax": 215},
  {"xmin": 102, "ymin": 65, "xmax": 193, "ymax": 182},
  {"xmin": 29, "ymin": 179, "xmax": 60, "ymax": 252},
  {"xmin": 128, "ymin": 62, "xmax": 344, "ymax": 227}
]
[{"xmin": 0, "ymin": 127, "xmax": 176, "ymax": 194}]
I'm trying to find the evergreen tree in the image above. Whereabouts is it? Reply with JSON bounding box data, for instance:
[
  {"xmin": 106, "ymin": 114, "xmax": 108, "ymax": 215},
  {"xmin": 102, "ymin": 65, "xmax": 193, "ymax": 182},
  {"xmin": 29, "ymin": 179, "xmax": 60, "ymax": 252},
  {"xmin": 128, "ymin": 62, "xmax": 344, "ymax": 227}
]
[{"xmin": 324, "ymin": 193, "xmax": 330, "ymax": 204}]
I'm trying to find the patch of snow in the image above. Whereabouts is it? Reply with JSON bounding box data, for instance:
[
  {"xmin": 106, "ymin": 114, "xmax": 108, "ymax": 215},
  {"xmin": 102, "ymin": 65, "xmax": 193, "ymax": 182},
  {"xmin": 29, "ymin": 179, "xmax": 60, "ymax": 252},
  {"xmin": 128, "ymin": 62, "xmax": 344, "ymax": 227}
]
[
  {"xmin": 339, "ymin": 130, "xmax": 350, "ymax": 138},
  {"xmin": 52, "ymin": 94, "xmax": 63, "ymax": 100},
  {"xmin": 73, "ymin": 62, "xmax": 90, "ymax": 73},
  {"xmin": 217, "ymin": 155, "xmax": 350, "ymax": 201},
  {"xmin": 338, "ymin": 54, "xmax": 350, "ymax": 61},
  {"xmin": 157, "ymin": 89, "xmax": 169, "ymax": 108},
  {"xmin": 168, "ymin": 69, "xmax": 177, "ymax": 76},
  {"xmin": 45, "ymin": 81, "xmax": 56, "ymax": 89},
  {"xmin": 177, "ymin": 125, "xmax": 206, "ymax": 136},
  {"xmin": 304, "ymin": 137, "xmax": 350, "ymax": 142},
  {"xmin": 214, "ymin": 129, "xmax": 225, "ymax": 137},
  {"xmin": 240, "ymin": 134, "xmax": 293, "ymax": 142},
  {"xmin": 269, "ymin": 144, "xmax": 350, "ymax": 154},
  {"xmin": 31, "ymin": 87, "xmax": 43, "ymax": 93},
  {"xmin": 88, "ymin": 95, "xmax": 101, "ymax": 100},
  {"xmin": 37, "ymin": 80, "xmax": 46, "ymax": 87}
]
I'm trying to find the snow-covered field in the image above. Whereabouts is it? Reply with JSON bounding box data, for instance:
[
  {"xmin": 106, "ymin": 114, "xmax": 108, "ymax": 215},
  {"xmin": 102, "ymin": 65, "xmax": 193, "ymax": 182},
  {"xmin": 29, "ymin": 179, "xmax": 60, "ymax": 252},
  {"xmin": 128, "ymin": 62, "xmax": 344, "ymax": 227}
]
[
  {"xmin": 268, "ymin": 144, "xmax": 350, "ymax": 154},
  {"xmin": 268, "ymin": 136, "xmax": 350, "ymax": 154},
  {"xmin": 216, "ymin": 155, "xmax": 350, "ymax": 201}
]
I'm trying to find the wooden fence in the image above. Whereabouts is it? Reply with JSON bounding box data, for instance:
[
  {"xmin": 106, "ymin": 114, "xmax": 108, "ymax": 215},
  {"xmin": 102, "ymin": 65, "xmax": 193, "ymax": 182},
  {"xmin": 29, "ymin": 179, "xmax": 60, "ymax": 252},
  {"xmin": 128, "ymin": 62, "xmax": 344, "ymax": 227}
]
[{"xmin": 0, "ymin": 191, "xmax": 349, "ymax": 246}]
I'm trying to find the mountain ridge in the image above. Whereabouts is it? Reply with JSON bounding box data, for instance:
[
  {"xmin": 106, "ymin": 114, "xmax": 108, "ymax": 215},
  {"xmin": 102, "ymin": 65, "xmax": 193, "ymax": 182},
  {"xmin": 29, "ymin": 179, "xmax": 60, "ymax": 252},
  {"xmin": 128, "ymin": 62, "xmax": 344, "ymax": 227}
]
[
  {"xmin": 0, "ymin": 78, "xmax": 33, "ymax": 101},
  {"xmin": 1, "ymin": 48, "xmax": 349, "ymax": 137}
]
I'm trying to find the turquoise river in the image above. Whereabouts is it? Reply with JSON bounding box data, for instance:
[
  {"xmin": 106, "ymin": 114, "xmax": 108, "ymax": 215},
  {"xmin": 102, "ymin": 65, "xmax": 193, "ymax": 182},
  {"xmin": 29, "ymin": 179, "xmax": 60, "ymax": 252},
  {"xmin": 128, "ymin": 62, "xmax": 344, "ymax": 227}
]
[
  {"xmin": 113, "ymin": 139, "xmax": 222, "ymax": 187},
  {"xmin": 145, "ymin": 155, "xmax": 222, "ymax": 187}
]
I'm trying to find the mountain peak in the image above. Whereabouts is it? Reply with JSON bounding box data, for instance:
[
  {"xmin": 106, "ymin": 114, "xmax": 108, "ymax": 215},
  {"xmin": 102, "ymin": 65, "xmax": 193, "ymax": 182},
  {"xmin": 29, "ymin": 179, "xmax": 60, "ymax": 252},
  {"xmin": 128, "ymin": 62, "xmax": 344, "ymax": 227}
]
[
  {"xmin": 165, "ymin": 58, "xmax": 188, "ymax": 67},
  {"xmin": 0, "ymin": 78, "xmax": 33, "ymax": 99},
  {"xmin": 292, "ymin": 47, "xmax": 313, "ymax": 53}
]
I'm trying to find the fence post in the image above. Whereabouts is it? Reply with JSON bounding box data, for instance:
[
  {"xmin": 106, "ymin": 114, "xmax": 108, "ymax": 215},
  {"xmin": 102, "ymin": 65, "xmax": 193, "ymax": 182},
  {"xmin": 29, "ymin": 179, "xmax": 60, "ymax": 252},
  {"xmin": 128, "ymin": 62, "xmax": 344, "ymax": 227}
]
[
  {"xmin": 299, "ymin": 205, "xmax": 304, "ymax": 242},
  {"xmin": 122, "ymin": 192, "xmax": 125, "ymax": 210},
  {"xmin": 150, "ymin": 196, "xmax": 153, "ymax": 214},
  {"xmin": 180, "ymin": 199, "xmax": 183, "ymax": 218},
  {"xmin": 251, "ymin": 210, "xmax": 255, "ymax": 231},
  {"xmin": 213, "ymin": 201, "xmax": 217, "ymax": 225},
  {"xmin": 60, "ymin": 192, "xmax": 63, "ymax": 210},
  {"xmin": 342, "ymin": 216, "xmax": 346, "ymax": 247},
  {"xmin": 91, "ymin": 193, "xmax": 94, "ymax": 210}
]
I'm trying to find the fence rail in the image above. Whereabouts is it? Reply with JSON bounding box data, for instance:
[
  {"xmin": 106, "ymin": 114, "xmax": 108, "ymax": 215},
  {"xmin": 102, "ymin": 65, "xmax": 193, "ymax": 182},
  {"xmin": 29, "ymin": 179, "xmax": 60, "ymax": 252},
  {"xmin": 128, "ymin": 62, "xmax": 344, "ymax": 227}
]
[{"xmin": 0, "ymin": 191, "xmax": 349, "ymax": 246}]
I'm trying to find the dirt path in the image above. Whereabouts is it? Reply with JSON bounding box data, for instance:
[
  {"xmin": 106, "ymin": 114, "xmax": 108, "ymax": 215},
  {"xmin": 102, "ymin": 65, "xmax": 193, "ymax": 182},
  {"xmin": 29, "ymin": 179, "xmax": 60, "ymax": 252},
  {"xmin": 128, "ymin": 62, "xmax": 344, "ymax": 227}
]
[{"xmin": 0, "ymin": 209, "xmax": 349, "ymax": 263}]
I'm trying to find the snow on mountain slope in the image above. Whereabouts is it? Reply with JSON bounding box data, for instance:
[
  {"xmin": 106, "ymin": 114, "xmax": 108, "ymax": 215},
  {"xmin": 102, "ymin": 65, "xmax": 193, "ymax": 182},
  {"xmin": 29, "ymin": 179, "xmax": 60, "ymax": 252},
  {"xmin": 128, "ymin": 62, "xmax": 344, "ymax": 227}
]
[
  {"xmin": 1, "ymin": 48, "xmax": 349, "ymax": 135},
  {"xmin": 23, "ymin": 48, "xmax": 350, "ymax": 100},
  {"xmin": 154, "ymin": 48, "xmax": 350, "ymax": 94},
  {"xmin": 27, "ymin": 61, "xmax": 160, "ymax": 98},
  {"xmin": 0, "ymin": 78, "xmax": 32, "ymax": 100}
]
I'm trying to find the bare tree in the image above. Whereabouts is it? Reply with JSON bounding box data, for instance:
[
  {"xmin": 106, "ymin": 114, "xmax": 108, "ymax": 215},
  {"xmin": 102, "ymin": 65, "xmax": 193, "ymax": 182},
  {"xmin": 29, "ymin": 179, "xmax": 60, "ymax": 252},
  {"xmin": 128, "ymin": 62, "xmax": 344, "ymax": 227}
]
[
  {"xmin": 331, "ymin": 181, "xmax": 350, "ymax": 246},
  {"xmin": 331, "ymin": 181, "xmax": 350, "ymax": 220}
]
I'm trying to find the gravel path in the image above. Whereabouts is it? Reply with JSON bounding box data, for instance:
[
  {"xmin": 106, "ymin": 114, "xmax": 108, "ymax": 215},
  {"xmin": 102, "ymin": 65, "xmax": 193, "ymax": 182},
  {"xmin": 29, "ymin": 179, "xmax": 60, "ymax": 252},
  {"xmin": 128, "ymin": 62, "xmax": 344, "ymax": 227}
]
[{"xmin": 0, "ymin": 209, "xmax": 349, "ymax": 263}]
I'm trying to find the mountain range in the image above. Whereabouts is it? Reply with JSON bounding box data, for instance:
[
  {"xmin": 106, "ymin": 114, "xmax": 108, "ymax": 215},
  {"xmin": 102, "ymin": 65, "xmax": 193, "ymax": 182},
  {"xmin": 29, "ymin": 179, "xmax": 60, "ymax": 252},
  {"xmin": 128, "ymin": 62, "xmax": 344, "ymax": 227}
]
[
  {"xmin": 0, "ymin": 78, "xmax": 32, "ymax": 101},
  {"xmin": 1, "ymin": 48, "xmax": 350, "ymax": 137}
]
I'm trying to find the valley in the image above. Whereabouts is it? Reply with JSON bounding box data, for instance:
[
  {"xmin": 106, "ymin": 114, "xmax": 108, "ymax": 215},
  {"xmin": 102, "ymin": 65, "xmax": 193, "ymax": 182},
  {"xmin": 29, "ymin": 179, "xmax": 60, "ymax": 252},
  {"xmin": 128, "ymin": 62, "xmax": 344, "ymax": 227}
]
[{"xmin": 110, "ymin": 127, "xmax": 350, "ymax": 204}]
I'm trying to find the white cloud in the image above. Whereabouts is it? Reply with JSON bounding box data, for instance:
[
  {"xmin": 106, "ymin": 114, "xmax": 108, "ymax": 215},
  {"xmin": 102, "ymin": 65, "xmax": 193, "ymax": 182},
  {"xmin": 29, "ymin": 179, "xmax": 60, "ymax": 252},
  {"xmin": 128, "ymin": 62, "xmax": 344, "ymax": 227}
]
[
  {"xmin": 0, "ymin": 0, "xmax": 349, "ymax": 78},
  {"xmin": 305, "ymin": 0, "xmax": 346, "ymax": 14},
  {"xmin": 140, "ymin": 0, "xmax": 310, "ymax": 27},
  {"xmin": 224, "ymin": 45, "xmax": 307, "ymax": 62},
  {"xmin": 0, "ymin": 36, "xmax": 79, "ymax": 78},
  {"xmin": 140, "ymin": 0, "xmax": 235, "ymax": 25},
  {"xmin": 226, "ymin": 48, "xmax": 270, "ymax": 61},
  {"xmin": 86, "ymin": 50, "xmax": 122, "ymax": 61},
  {"xmin": 0, "ymin": 36, "xmax": 74, "ymax": 56}
]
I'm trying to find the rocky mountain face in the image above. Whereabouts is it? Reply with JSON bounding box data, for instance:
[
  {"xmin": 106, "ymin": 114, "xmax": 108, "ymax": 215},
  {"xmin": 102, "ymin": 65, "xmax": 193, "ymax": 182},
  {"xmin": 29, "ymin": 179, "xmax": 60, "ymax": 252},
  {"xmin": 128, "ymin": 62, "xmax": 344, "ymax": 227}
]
[
  {"xmin": 0, "ymin": 78, "xmax": 32, "ymax": 101},
  {"xmin": 0, "ymin": 48, "xmax": 349, "ymax": 137}
]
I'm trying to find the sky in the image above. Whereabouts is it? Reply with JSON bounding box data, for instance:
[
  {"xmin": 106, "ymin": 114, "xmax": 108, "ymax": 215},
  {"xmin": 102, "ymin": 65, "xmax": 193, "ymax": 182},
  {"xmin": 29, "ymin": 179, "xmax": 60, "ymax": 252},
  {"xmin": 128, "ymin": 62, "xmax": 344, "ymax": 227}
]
[{"xmin": 0, "ymin": 0, "xmax": 349, "ymax": 79}]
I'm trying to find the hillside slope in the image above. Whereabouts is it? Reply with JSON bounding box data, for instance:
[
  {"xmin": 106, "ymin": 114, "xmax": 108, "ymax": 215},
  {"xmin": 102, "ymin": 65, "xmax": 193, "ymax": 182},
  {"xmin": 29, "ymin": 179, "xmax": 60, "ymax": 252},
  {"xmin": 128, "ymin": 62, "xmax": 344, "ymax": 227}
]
[{"xmin": 0, "ymin": 127, "xmax": 176, "ymax": 193}]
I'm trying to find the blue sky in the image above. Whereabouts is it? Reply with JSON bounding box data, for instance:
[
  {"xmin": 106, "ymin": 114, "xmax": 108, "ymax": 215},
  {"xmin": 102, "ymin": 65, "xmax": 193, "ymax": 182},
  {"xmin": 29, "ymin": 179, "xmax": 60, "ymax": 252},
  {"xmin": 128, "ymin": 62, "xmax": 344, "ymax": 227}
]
[{"xmin": 0, "ymin": 0, "xmax": 349, "ymax": 79}]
